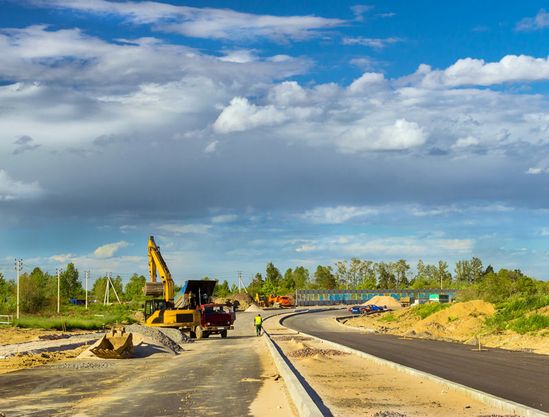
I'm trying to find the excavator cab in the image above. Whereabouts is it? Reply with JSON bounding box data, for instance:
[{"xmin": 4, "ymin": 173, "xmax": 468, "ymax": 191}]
[{"xmin": 144, "ymin": 299, "xmax": 168, "ymax": 320}]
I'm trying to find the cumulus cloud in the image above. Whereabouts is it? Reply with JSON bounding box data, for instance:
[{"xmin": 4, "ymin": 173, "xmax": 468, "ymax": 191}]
[
  {"xmin": 0, "ymin": 170, "xmax": 43, "ymax": 201},
  {"xmin": 32, "ymin": 0, "xmax": 344, "ymax": 41},
  {"xmin": 213, "ymin": 97, "xmax": 289, "ymax": 133},
  {"xmin": 340, "ymin": 119, "xmax": 427, "ymax": 152},
  {"xmin": 94, "ymin": 241, "xmax": 129, "ymax": 258},
  {"xmin": 516, "ymin": 9, "xmax": 549, "ymax": 31},
  {"xmin": 526, "ymin": 167, "xmax": 549, "ymax": 175},
  {"xmin": 50, "ymin": 253, "xmax": 75, "ymax": 263},
  {"xmin": 300, "ymin": 206, "xmax": 379, "ymax": 224},
  {"xmin": 451, "ymin": 136, "xmax": 480, "ymax": 150},
  {"xmin": 418, "ymin": 55, "xmax": 549, "ymax": 87}
]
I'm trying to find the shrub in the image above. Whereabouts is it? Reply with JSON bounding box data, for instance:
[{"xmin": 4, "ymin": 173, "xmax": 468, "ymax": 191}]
[{"xmin": 412, "ymin": 303, "xmax": 450, "ymax": 319}]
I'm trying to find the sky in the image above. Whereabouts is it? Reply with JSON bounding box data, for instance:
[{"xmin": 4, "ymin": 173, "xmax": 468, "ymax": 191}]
[{"xmin": 1, "ymin": 0, "xmax": 549, "ymax": 285}]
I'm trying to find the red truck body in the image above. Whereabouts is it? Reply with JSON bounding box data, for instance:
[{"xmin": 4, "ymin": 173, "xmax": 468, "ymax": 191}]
[{"xmin": 195, "ymin": 303, "xmax": 235, "ymax": 338}]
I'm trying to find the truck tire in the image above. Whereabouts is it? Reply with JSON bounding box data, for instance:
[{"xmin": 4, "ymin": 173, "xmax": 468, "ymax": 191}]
[
  {"xmin": 220, "ymin": 329, "xmax": 228, "ymax": 338},
  {"xmin": 189, "ymin": 330, "xmax": 196, "ymax": 339},
  {"xmin": 203, "ymin": 331, "xmax": 210, "ymax": 338},
  {"xmin": 195, "ymin": 326, "xmax": 204, "ymax": 339}
]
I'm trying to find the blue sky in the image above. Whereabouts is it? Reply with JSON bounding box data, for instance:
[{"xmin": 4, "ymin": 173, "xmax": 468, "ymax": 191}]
[{"xmin": 1, "ymin": 0, "xmax": 549, "ymax": 285}]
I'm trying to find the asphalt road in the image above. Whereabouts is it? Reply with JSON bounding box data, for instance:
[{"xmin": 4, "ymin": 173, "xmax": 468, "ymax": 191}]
[
  {"xmin": 0, "ymin": 312, "xmax": 274, "ymax": 417},
  {"xmin": 284, "ymin": 309, "xmax": 549, "ymax": 412}
]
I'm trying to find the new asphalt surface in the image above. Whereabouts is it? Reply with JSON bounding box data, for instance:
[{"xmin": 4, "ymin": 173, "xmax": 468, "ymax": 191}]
[{"xmin": 283, "ymin": 309, "xmax": 549, "ymax": 412}]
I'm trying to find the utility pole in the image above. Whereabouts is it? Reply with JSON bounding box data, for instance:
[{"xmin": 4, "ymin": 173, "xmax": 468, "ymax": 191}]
[
  {"xmin": 56, "ymin": 268, "xmax": 62, "ymax": 314},
  {"xmin": 15, "ymin": 259, "xmax": 22, "ymax": 320},
  {"xmin": 237, "ymin": 271, "xmax": 243, "ymax": 293},
  {"xmin": 85, "ymin": 270, "xmax": 89, "ymax": 309}
]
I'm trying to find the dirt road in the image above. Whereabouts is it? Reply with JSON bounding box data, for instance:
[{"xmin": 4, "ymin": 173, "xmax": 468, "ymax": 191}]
[{"xmin": 0, "ymin": 312, "xmax": 295, "ymax": 417}]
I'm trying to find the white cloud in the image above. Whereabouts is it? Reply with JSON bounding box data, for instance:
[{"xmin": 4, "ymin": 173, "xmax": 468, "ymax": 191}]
[
  {"xmin": 347, "ymin": 72, "xmax": 386, "ymax": 93},
  {"xmin": 516, "ymin": 9, "xmax": 549, "ymax": 31},
  {"xmin": 211, "ymin": 214, "xmax": 238, "ymax": 224},
  {"xmin": 50, "ymin": 253, "xmax": 75, "ymax": 263},
  {"xmin": 419, "ymin": 55, "xmax": 549, "ymax": 88},
  {"xmin": 451, "ymin": 136, "xmax": 480, "ymax": 150},
  {"xmin": 294, "ymin": 235, "xmax": 474, "ymax": 257},
  {"xmin": 213, "ymin": 97, "xmax": 288, "ymax": 133},
  {"xmin": 340, "ymin": 119, "xmax": 427, "ymax": 152},
  {"xmin": 526, "ymin": 167, "xmax": 549, "ymax": 175},
  {"xmin": 300, "ymin": 206, "xmax": 379, "ymax": 224},
  {"xmin": 157, "ymin": 223, "xmax": 212, "ymax": 234},
  {"xmin": 219, "ymin": 49, "xmax": 257, "ymax": 63},
  {"xmin": 0, "ymin": 169, "xmax": 43, "ymax": 201},
  {"xmin": 34, "ymin": 0, "xmax": 345, "ymax": 41},
  {"xmin": 93, "ymin": 241, "xmax": 129, "ymax": 258},
  {"xmin": 342, "ymin": 36, "xmax": 401, "ymax": 49},
  {"xmin": 204, "ymin": 141, "xmax": 219, "ymax": 154}
]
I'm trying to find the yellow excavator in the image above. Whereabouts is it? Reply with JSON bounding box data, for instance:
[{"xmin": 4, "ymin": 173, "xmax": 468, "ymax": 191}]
[{"xmin": 143, "ymin": 236, "xmax": 201, "ymax": 331}]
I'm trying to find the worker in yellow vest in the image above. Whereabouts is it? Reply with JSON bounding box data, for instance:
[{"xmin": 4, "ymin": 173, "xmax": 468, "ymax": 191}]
[{"xmin": 254, "ymin": 314, "xmax": 263, "ymax": 336}]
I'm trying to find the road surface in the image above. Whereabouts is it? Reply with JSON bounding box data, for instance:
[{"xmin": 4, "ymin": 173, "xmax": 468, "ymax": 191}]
[
  {"xmin": 283, "ymin": 309, "xmax": 549, "ymax": 412},
  {"xmin": 0, "ymin": 312, "xmax": 293, "ymax": 417}
]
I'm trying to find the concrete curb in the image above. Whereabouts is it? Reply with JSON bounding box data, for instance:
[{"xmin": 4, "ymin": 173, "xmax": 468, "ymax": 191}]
[
  {"xmin": 279, "ymin": 311, "xmax": 549, "ymax": 417},
  {"xmin": 261, "ymin": 331, "xmax": 324, "ymax": 417}
]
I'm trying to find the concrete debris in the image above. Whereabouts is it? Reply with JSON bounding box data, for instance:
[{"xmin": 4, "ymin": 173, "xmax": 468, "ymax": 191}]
[
  {"xmin": 288, "ymin": 347, "xmax": 348, "ymax": 358},
  {"xmin": 272, "ymin": 336, "xmax": 312, "ymax": 342},
  {"xmin": 372, "ymin": 412, "xmax": 407, "ymax": 417}
]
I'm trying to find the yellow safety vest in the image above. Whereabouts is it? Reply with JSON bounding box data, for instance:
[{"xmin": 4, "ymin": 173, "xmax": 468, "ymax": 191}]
[{"xmin": 255, "ymin": 316, "xmax": 262, "ymax": 325}]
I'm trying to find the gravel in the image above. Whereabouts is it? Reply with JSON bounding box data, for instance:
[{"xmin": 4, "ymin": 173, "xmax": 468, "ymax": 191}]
[
  {"xmin": 288, "ymin": 347, "xmax": 348, "ymax": 358},
  {"xmin": 124, "ymin": 325, "xmax": 185, "ymax": 353},
  {"xmin": 48, "ymin": 361, "xmax": 114, "ymax": 370},
  {"xmin": 158, "ymin": 328, "xmax": 194, "ymax": 345},
  {"xmin": 372, "ymin": 412, "xmax": 407, "ymax": 417}
]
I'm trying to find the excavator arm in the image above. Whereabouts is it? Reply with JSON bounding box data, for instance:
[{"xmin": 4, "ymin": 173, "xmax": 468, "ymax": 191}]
[{"xmin": 145, "ymin": 236, "xmax": 174, "ymax": 303}]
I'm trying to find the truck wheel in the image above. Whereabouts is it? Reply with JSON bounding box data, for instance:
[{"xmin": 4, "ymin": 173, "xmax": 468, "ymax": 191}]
[
  {"xmin": 220, "ymin": 329, "xmax": 228, "ymax": 338},
  {"xmin": 189, "ymin": 330, "xmax": 196, "ymax": 339},
  {"xmin": 203, "ymin": 331, "xmax": 210, "ymax": 338},
  {"xmin": 195, "ymin": 326, "xmax": 204, "ymax": 339}
]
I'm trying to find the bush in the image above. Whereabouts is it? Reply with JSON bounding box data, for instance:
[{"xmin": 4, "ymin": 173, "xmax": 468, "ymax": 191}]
[
  {"xmin": 510, "ymin": 314, "xmax": 549, "ymax": 334},
  {"xmin": 379, "ymin": 313, "xmax": 397, "ymax": 322},
  {"xmin": 412, "ymin": 303, "xmax": 450, "ymax": 319}
]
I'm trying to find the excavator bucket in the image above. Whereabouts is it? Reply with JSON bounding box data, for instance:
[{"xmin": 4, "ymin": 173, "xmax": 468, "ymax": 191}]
[{"xmin": 90, "ymin": 327, "xmax": 133, "ymax": 359}]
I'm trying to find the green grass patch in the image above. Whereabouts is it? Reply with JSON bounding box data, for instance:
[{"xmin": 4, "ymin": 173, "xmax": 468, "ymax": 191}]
[
  {"xmin": 14, "ymin": 314, "xmax": 137, "ymax": 330},
  {"xmin": 412, "ymin": 303, "xmax": 450, "ymax": 319},
  {"xmin": 379, "ymin": 313, "xmax": 397, "ymax": 323},
  {"xmin": 485, "ymin": 295, "xmax": 549, "ymax": 333}
]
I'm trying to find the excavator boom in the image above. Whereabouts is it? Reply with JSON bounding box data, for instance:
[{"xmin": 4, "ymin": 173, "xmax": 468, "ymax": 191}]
[{"xmin": 144, "ymin": 236, "xmax": 174, "ymax": 303}]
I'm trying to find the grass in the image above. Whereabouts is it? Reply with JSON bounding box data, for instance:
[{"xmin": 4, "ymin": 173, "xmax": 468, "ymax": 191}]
[
  {"xmin": 379, "ymin": 313, "xmax": 397, "ymax": 323},
  {"xmin": 485, "ymin": 294, "xmax": 549, "ymax": 334},
  {"xmin": 12, "ymin": 302, "xmax": 139, "ymax": 330},
  {"xmin": 412, "ymin": 302, "xmax": 450, "ymax": 319}
]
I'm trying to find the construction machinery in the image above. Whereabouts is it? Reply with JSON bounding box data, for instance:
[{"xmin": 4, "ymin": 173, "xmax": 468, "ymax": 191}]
[
  {"xmin": 143, "ymin": 236, "xmax": 235, "ymax": 338},
  {"xmin": 90, "ymin": 327, "xmax": 133, "ymax": 359}
]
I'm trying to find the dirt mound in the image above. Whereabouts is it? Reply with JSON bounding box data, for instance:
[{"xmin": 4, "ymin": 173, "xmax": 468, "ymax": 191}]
[
  {"xmin": 362, "ymin": 296, "xmax": 402, "ymax": 310},
  {"xmin": 410, "ymin": 300, "xmax": 494, "ymax": 342},
  {"xmin": 245, "ymin": 304, "xmax": 262, "ymax": 312},
  {"xmin": 233, "ymin": 293, "xmax": 253, "ymax": 310}
]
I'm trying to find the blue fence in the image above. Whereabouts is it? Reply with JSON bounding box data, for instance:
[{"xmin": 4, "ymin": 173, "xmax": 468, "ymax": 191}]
[{"xmin": 295, "ymin": 289, "xmax": 458, "ymax": 306}]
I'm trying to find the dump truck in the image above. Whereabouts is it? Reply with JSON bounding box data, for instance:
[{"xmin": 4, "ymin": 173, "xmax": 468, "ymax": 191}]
[{"xmin": 143, "ymin": 236, "xmax": 235, "ymax": 338}]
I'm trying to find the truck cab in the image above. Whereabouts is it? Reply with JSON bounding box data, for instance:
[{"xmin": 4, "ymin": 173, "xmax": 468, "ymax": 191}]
[{"xmin": 195, "ymin": 303, "xmax": 235, "ymax": 338}]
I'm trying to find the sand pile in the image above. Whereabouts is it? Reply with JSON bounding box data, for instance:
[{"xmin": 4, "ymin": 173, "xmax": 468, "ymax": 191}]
[
  {"xmin": 245, "ymin": 304, "xmax": 262, "ymax": 312},
  {"xmin": 362, "ymin": 296, "xmax": 402, "ymax": 310},
  {"xmin": 410, "ymin": 300, "xmax": 494, "ymax": 341}
]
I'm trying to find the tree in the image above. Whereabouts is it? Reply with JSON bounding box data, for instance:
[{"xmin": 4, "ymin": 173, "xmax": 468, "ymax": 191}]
[
  {"xmin": 20, "ymin": 267, "xmax": 52, "ymax": 313},
  {"xmin": 214, "ymin": 280, "xmax": 231, "ymax": 298},
  {"xmin": 93, "ymin": 275, "xmax": 124, "ymax": 303},
  {"xmin": 314, "ymin": 265, "xmax": 337, "ymax": 289},
  {"xmin": 264, "ymin": 262, "xmax": 282, "ymax": 294},
  {"xmin": 455, "ymin": 257, "xmax": 484, "ymax": 284},
  {"xmin": 436, "ymin": 261, "xmax": 452, "ymax": 289},
  {"xmin": 60, "ymin": 263, "xmax": 82, "ymax": 299},
  {"xmin": 393, "ymin": 260, "xmax": 410, "ymax": 288},
  {"xmin": 124, "ymin": 274, "xmax": 146, "ymax": 301},
  {"xmin": 376, "ymin": 262, "xmax": 395, "ymax": 289},
  {"xmin": 247, "ymin": 273, "xmax": 264, "ymax": 296},
  {"xmin": 292, "ymin": 266, "xmax": 310, "ymax": 289},
  {"xmin": 281, "ymin": 268, "xmax": 295, "ymax": 292}
]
